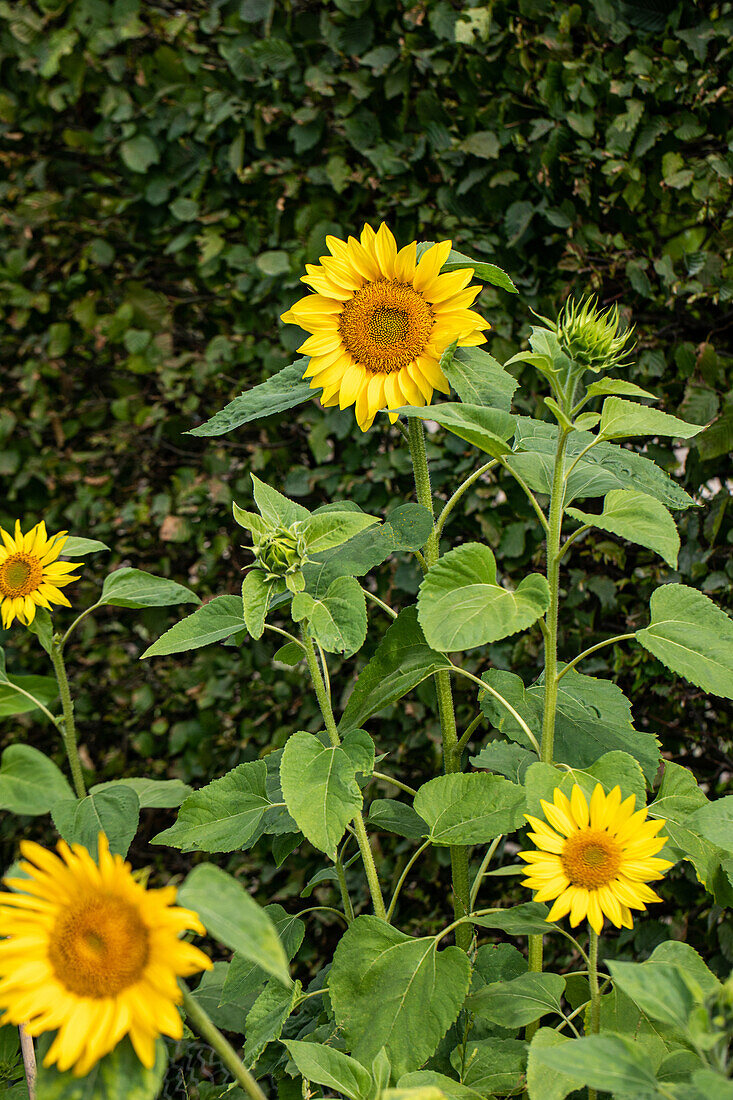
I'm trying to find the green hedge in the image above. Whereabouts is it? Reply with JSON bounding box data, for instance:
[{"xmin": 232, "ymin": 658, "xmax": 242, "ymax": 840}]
[{"xmin": 1, "ymin": 0, "xmax": 732, "ymax": 998}]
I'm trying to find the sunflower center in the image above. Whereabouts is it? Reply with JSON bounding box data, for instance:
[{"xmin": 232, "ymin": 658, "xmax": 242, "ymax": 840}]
[
  {"xmin": 339, "ymin": 279, "xmax": 434, "ymax": 374},
  {"xmin": 0, "ymin": 553, "xmax": 43, "ymax": 598},
  {"xmin": 560, "ymin": 829, "xmax": 622, "ymax": 889},
  {"xmin": 48, "ymin": 893, "xmax": 150, "ymax": 998}
]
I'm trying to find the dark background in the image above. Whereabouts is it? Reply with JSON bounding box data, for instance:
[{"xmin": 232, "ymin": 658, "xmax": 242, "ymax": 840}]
[{"xmin": 1, "ymin": 0, "xmax": 731, "ymax": 1081}]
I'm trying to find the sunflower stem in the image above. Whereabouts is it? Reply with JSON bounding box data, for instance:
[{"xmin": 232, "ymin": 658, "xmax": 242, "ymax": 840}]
[
  {"xmin": 406, "ymin": 416, "xmax": 472, "ymax": 952},
  {"xmin": 588, "ymin": 928, "xmax": 601, "ymax": 1100},
  {"xmin": 50, "ymin": 636, "xmax": 86, "ymax": 799},
  {"xmin": 299, "ymin": 625, "xmax": 387, "ymax": 921},
  {"xmin": 19, "ymin": 1026, "xmax": 36, "ymax": 1100},
  {"xmin": 527, "ymin": 425, "xmax": 571, "ymax": 1023},
  {"xmin": 181, "ymin": 985, "xmax": 268, "ymax": 1100}
]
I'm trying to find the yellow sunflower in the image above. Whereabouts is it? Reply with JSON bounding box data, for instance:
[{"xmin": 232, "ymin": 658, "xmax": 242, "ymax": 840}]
[
  {"xmin": 519, "ymin": 783, "xmax": 673, "ymax": 935},
  {"xmin": 0, "ymin": 521, "xmax": 81, "ymax": 629},
  {"xmin": 0, "ymin": 834, "xmax": 212, "ymax": 1076},
  {"xmin": 281, "ymin": 223, "xmax": 490, "ymax": 431}
]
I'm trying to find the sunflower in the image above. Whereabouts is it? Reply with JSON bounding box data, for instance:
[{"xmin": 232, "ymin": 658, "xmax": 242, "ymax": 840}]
[
  {"xmin": 281, "ymin": 223, "xmax": 490, "ymax": 431},
  {"xmin": 519, "ymin": 783, "xmax": 673, "ymax": 935},
  {"xmin": 0, "ymin": 521, "xmax": 81, "ymax": 629},
  {"xmin": 0, "ymin": 834, "xmax": 212, "ymax": 1076}
]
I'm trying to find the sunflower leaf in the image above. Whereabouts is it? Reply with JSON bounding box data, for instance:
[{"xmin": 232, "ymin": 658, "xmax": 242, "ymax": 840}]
[
  {"xmin": 188, "ymin": 358, "xmax": 314, "ymax": 437},
  {"xmin": 99, "ymin": 568, "xmax": 199, "ymax": 610}
]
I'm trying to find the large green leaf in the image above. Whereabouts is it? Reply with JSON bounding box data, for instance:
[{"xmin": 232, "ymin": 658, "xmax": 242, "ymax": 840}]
[
  {"xmin": 527, "ymin": 1028, "xmax": 579, "ymax": 1100},
  {"xmin": 647, "ymin": 762, "xmax": 727, "ymax": 893},
  {"xmin": 99, "ymin": 567, "xmax": 199, "ymax": 609},
  {"xmin": 413, "ymin": 772, "xmax": 525, "ymax": 844},
  {"xmin": 480, "ymin": 667, "xmax": 661, "ymax": 782},
  {"xmin": 283, "ymin": 1040, "xmax": 373, "ymax": 1100},
  {"xmin": 393, "ymin": 403, "xmax": 516, "ymax": 457},
  {"xmin": 441, "ymin": 246, "xmax": 518, "ymax": 293},
  {"xmin": 90, "ymin": 777, "xmax": 191, "ymax": 809},
  {"xmin": 530, "ymin": 1034, "xmax": 661, "ymax": 1095},
  {"xmin": 292, "ymin": 575, "xmax": 367, "ymax": 656},
  {"xmin": 521, "ymin": 752, "xmax": 646, "ymax": 821},
  {"xmin": 34, "ymin": 1036, "xmax": 166, "ymax": 1100},
  {"xmin": 470, "ymin": 902, "xmax": 553, "ymax": 936},
  {"xmin": 509, "ymin": 418, "xmax": 694, "ymax": 509},
  {"xmin": 397, "ymin": 1072, "xmax": 483, "ymax": 1100},
  {"xmin": 606, "ymin": 959, "xmax": 706, "ymax": 1032},
  {"xmin": 329, "ymin": 915, "xmax": 471, "ymax": 1077},
  {"xmin": 340, "ymin": 608, "xmax": 452, "ymax": 733},
  {"xmin": 567, "ymin": 489, "xmax": 680, "ymax": 567},
  {"xmin": 222, "ymin": 904, "xmax": 305, "ymax": 1010},
  {"xmin": 687, "ymin": 796, "xmax": 733, "ymax": 853},
  {"xmin": 242, "ymin": 569, "xmax": 275, "ymax": 640},
  {"xmin": 188, "ymin": 359, "xmax": 315, "ymax": 437},
  {"xmin": 585, "ymin": 379, "xmax": 656, "ymax": 401},
  {"xmin": 417, "ymin": 543, "xmax": 549, "ymax": 651},
  {"xmin": 51, "ymin": 785, "xmax": 140, "ymax": 857},
  {"xmin": 141, "ymin": 595, "xmax": 245, "ymax": 657},
  {"xmin": 299, "ymin": 510, "xmax": 379, "ymax": 554},
  {"xmin": 441, "ymin": 346, "xmax": 518, "ymax": 411},
  {"xmin": 636, "ymin": 583, "xmax": 733, "ymax": 699},
  {"xmin": 59, "ymin": 537, "xmax": 110, "ymax": 556},
  {"xmin": 0, "ymin": 744, "xmax": 73, "ymax": 815},
  {"xmin": 244, "ymin": 978, "xmax": 302, "ymax": 1065},
  {"xmin": 279, "ymin": 729, "xmax": 370, "ymax": 858},
  {"xmin": 190, "ymin": 962, "xmax": 249, "ymax": 1034},
  {"xmin": 178, "ymin": 863, "xmax": 290, "ymax": 986},
  {"xmin": 252, "ymin": 474, "xmax": 310, "ymax": 526},
  {"xmin": 467, "ymin": 972, "xmax": 566, "ymax": 1026},
  {"xmin": 152, "ymin": 761, "xmax": 270, "ymax": 853},
  {"xmin": 303, "ymin": 504, "xmax": 434, "ymax": 595},
  {"xmin": 598, "ymin": 397, "xmax": 704, "ymax": 440},
  {"xmin": 367, "ymin": 799, "xmax": 429, "ymax": 840},
  {"xmin": 452, "ymin": 1038, "xmax": 527, "ymax": 1096}
]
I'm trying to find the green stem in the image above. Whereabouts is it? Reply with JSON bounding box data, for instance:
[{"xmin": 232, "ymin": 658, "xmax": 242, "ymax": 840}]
[
  {"xmin": 333, "ymin": 861, "xmax": 354, "ymax": 923},
  {"xmin": 456, "ymin": 712, "xmax": 485, "ymax": 757},
  {"xmin": 407, "ymin": 416, "xmax": 471, "ymax": 951},
  {"xmin": 541, "ymin": 427, "xmax": 570, "ymax": 765},
  {"xmin": 363, "ymin": 589, "xmax": 398, "ymax": 619},
  {"xmin": 387, "ymin": 840, "xmax": 431, "ymax": 921},
  {"xmin": 3, "ymin": 683, "xmax": 61, "ymax": 730},
  {"xmin": 435, "ymin": 459, "xmax": 499, "ymax": 539},
  {"xmin": 469, "ymin": 835, "xmax": 502, "ymax": 910},
  {"xmin": 299, "ymin": 626, "xmax": 387, "ymax": 921},
  {"xmin": 557, "ymin": 634, "xmax": 636, "ymax": 682},
  {"xmin": 498, "ymin": 458, "xmax": 550, "ymax": 534},
  {"xmin": 528, "ymin": 426, "xmax": 570, "ymax": 1004},
  {"xmin": 182, "ymin": 985, "xmax": 268, "ymax": 1100},
  {"xmin": 49, "ymin": 637, "xmax": 86, "ymax": 799},
  {"xmin": 372, "ymin": 771, "xmax": 417, "ymax": 797},
  {"xmin": 588, "ymin": 928, "xmax": 601, "ymax": 1100}
]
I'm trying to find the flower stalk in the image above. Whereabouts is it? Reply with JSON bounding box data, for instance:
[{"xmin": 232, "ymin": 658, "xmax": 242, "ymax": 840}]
[
  {"xmin": 407, "ymin": 416, "xmax": 472, "ymax": 951},
  {"xmin": 182, "ymin": 985, "xmax": 268, "ymax": 1100},
  {"xmin": 49, "ymin": 637, "xmax": 86, "ymax": 800}
]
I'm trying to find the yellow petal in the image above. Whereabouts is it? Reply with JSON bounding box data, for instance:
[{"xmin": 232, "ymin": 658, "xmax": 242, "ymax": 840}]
[{"xmin": 413, "ymin": 240, "xmax": 452, "ymax": 293}]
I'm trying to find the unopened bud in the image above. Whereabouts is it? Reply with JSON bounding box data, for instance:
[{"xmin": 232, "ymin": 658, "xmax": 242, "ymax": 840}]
[{"xmin": 556, "ymin": 296, "xmax": 634, "ymax": 373}]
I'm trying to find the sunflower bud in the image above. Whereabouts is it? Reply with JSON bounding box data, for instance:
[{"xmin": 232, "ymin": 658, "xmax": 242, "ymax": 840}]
[
  {"xmin": 253, "ymin": 525, "xmax": 308, "ymax": 583},
  {"xmin": 556, "ymin": 296, "xmax": 634, "ymax": 374}
]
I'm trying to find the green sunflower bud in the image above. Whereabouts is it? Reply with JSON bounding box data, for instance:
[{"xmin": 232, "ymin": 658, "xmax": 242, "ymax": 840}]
[
  {"xmin": 253, "ymin": 525, "xmax": 308, "ymax": 580},
  {"xmin": 556, "ymin": 295, "xmax": 634, "ymax": 374}
]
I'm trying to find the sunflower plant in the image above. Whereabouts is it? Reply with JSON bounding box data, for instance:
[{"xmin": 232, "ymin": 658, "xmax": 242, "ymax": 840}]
[{"xmin": 1, "ymin": 226, "xmax": 731, "ymax": 1100}]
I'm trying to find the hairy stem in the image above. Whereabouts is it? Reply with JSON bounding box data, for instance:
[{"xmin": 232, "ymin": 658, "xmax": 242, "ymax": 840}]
[
  {"xmin": 50, "ymin": 638, "xmax": 86, "ymax": 799},
  {"xmin": 19, "ymin": 1026, "xmax": 36, "ymax": 1100},
  {"xmin": 527, "ymin": 426, "xmax": 570, "ymax": 1007},
  {"xmin": 299, "ymin": 626, "xmax": 387, "ymax": 920},
  {"xmin": 182, "ymin": 985, "xmax": 268, "ymax": 1100},
  {"xmin": 407, "ymin": 416, "xmax": 471, "ymax": 951},
  {"xmin": 588, "ymin": 928, "xmax": 601, "ymax": 1100}
]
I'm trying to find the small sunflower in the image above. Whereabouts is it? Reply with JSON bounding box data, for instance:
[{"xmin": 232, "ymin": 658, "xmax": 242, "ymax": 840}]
[
  {"xmin": 519, "ymin": 783, "xmax": 673, "ymax": 935},
  {"xmin": 281, "ymin": 223, "xmax": 490, "ymax": 431},
  {"xmin": 0, "ymin": 521, "xmax": 81, "ymax": 629},
  {"xmin": 0, "ymin": 834, "xmax": 212, "ymax": 1076}
]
